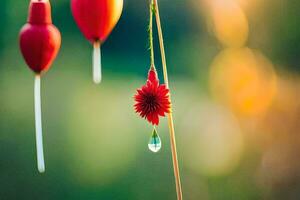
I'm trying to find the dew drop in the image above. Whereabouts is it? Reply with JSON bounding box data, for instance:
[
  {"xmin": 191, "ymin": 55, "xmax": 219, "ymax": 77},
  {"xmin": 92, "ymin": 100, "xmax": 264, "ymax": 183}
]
[{"xmin": 148, "ymin": 127, "xmax": 162, "ymax": 153}]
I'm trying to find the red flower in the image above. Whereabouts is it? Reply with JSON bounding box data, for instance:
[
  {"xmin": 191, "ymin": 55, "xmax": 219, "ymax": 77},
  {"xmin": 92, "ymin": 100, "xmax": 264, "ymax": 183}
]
[{"xmin": 134, "ymin": 69, "xmax": 171, "ymax": 125}]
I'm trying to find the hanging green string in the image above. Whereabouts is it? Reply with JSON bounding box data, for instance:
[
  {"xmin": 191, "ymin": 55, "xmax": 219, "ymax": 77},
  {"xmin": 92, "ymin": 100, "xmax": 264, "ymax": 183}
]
[{"xmin": 148, "ymin": 0, "xmax": 155, "ymax": 70}]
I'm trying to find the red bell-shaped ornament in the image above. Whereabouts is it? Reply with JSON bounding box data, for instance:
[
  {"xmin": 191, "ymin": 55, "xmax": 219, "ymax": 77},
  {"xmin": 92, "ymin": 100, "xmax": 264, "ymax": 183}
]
[
  {"xmin": 71, "ymin": 0, "xmax": 123, "ymax": 84},
  {"xmin": 19, "ymin": 0, "xmax": 61, "ymax": 173}
]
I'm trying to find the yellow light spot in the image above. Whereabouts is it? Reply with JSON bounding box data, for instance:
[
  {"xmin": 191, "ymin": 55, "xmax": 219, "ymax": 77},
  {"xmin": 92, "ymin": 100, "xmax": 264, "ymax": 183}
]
[
  {"xmin": 211, "ymin": 0, "xmax": 249, "ymax": 47},
  {"xmin": 210, "ymin": 48, "xmax": 277, "ymax": 116}
]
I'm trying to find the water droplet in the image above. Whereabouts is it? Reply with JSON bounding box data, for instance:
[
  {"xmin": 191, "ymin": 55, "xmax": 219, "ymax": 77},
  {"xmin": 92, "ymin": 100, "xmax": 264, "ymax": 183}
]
[{"xmin": 148, "ymin": 127, "xmax": 161, "ymax": 153}]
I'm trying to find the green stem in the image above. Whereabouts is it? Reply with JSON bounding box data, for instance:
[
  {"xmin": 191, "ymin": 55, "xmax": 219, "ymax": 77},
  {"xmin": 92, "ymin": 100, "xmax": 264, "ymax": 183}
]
[{"xmin": 149, "ymin": 0, "xmax": 155, "ymax": 69}]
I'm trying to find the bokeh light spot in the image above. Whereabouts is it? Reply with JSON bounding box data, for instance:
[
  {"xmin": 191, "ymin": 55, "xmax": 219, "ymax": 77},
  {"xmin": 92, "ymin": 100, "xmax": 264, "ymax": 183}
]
[
  {"xmin": 210, "ymin": 48, "xmax": 277, "ymax": 116},
  {"xmin": 179, "ymin": 100, "xmax": 244, "ymax": 176},
  {"xmin": 211, "ymin": 0, "xmax": 249, "ymax": 47}
]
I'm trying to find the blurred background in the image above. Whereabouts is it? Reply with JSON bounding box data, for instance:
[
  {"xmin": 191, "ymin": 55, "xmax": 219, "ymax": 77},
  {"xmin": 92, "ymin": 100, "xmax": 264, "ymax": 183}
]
[{"xmin": 0, "ymin": 0, "xmax": 300, "ymax": 199}]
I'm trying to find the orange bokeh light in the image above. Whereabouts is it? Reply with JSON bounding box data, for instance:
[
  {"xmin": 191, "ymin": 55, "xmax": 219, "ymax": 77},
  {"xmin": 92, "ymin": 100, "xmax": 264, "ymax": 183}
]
[
  {"xmin": 210, "ymin": 0, "xmax": 249, "ymax": 47},
  {"xmin": 210, "ymin": 48, "xmax": 277, "ymax": 116}
]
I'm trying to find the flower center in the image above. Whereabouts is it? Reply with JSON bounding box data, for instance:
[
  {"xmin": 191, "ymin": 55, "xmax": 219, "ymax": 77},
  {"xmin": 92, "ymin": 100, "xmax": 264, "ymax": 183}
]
[{"xmin": 144, "ymin": 94, "xmax": 159, "ymax": 111}]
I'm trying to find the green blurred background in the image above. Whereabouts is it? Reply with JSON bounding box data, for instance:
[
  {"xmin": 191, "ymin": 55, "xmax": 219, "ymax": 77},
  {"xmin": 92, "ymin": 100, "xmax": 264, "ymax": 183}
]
[{"xmin": 1, "ymin": 0, "xmax": 300, "ymax": 199}]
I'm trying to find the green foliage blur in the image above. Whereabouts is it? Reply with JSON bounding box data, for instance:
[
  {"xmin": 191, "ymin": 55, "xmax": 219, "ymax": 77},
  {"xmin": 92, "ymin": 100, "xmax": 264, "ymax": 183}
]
[{"xmin": 1, "ymin": 0, "xmax": 300, "ymax": 199}]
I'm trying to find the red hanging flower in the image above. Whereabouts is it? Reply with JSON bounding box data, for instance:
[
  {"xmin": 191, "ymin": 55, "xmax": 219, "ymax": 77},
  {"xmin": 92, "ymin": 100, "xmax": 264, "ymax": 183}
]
[{"xmin": 134, "ymin": 69, "xmax": 171, "ymax": 125}]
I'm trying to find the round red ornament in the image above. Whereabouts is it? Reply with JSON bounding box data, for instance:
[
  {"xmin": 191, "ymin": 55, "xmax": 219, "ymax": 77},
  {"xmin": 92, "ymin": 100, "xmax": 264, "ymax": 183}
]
[
  {"xmin": 71, "ymin": 0, "xmax": 123, "ymax": 83},
  {"xmin": 19, "ymin": 0, "xmax": 61, "ymax": 173},
  {"xmin": 20, "ymin": 0, "xmax": 61, "ymax": 74}
]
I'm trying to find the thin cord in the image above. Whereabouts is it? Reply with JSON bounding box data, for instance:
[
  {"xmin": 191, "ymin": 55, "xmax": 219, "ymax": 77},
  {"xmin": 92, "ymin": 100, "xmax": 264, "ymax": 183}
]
[{"xmin": 153, "ymin": 0, "xmax": 183, "ymax": 199}]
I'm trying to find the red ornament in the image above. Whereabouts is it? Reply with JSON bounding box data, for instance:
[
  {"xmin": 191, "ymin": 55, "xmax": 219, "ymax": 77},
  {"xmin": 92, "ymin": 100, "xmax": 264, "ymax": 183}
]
[
  {"xmin": 19, "ymin": 0, "xmax": 61, "ymax": 74},
  {"xmin": 71, "ymin": 0, "xmax": 123, "ymax": 84},
  {"xmin": 19, "ymin": 0, "xmax": 61, "ymax": 173},
  {"xmin": 134, "ymin": 69, "xmax": 171, "ymax": 125}
]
